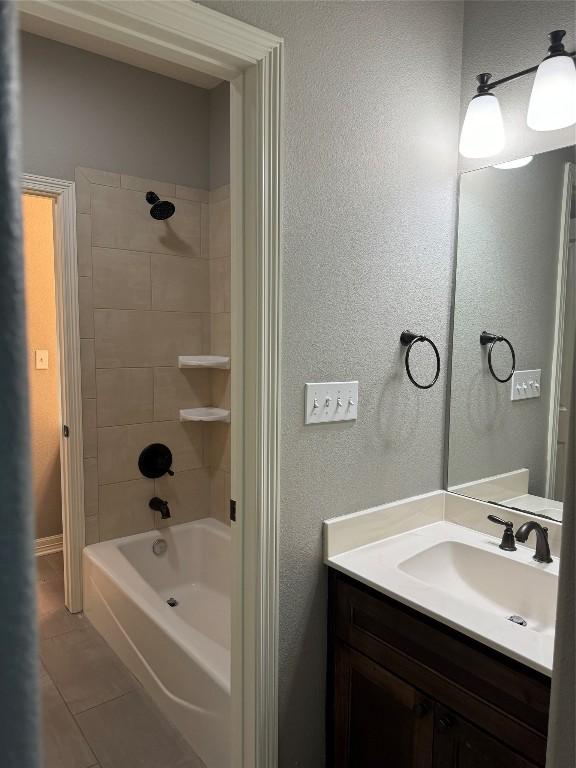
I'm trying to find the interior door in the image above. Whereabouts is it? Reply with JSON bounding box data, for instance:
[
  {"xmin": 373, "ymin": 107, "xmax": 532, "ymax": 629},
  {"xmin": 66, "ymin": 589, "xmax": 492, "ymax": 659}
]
[{"xmin": 333, "ymin": 642, "xmax": 434, "ymax": 768}]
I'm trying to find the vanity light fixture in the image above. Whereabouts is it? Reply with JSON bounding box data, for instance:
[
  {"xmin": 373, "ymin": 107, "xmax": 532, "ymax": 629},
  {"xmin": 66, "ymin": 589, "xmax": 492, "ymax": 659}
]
[
  {"xmin": 460, "ymin": 30, "xmax": 576, "ymax": 159},
  {"xmin": 459, "ymin": 75, "xmax": 505, "ymax": 159},
  {"xmin": 527, "ymin": 30, "xmax": 576, "ymax": 131}
]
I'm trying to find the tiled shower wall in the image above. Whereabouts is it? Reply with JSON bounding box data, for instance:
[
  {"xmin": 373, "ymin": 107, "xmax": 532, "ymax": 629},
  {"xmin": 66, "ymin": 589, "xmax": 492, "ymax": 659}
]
[{"xmin": 76, "ymin": 167, "xmax": 230, "ymax": 543}]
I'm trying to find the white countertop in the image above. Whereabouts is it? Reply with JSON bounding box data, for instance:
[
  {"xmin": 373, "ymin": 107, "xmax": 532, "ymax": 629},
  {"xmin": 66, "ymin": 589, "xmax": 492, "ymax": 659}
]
[
  {"xmin": 504, "ymin": 493, "xmax": 563, "ymax": 521},
  {"xmin": 326, "ymin": 521, "xmax": 557, "ymax": 676}
]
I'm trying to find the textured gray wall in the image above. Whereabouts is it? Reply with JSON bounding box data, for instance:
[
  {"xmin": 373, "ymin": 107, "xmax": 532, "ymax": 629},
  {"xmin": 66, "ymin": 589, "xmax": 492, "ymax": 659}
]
[
  {"xmin": 209, "ymin": 81, "xmax": 230, "ymax": 188},
  {"xmin": 449, "ymin": 146, "xmax": 574, "ymax": 494},
  {"xmin": 205, "ymin": 2, "xmax": 464, "ymax": 765},
  {"xmin": 459, "ymin": 1, "xmax": 576, "ymax": 173},
  {"xmin": 20, "ymin": 33, "xmax": 210, "ymax": 188}
]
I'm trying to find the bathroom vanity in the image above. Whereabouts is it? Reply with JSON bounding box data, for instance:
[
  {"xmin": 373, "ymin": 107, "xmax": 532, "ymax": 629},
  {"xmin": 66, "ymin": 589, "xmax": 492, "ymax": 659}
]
[
  {"xmin": 328, "ymin": 570, "xmax": 550, "ymax": 767},
  {"xmin": 324, "ymin": 505, "xmax": 557, "ymax": 768}
]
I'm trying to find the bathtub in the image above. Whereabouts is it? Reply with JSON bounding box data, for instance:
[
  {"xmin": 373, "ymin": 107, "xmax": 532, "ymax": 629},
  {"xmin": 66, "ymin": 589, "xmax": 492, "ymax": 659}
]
[{"xmin": 83, "ymin": 518, "xmax": 230, "ymax": 768}]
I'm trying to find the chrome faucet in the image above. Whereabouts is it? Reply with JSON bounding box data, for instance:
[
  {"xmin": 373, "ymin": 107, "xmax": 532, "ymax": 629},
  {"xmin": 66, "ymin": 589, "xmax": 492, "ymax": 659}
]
[{"xmin": 515, "ymin": 521, "xmax": 552, "ymax": 563}]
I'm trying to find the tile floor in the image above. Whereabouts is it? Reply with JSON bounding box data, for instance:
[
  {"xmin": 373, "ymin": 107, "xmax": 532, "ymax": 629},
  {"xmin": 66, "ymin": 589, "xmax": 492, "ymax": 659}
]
[{"xmin": 37, "ymin": 552, "xmax": 205, "ymax": 768}]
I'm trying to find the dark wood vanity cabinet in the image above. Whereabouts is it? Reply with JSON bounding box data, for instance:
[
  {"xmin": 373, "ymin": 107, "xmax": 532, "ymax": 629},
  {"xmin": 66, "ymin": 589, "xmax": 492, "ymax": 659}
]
[{"xmin": 328, "ymin": 571, "xmax": 550, "ymax": 768}]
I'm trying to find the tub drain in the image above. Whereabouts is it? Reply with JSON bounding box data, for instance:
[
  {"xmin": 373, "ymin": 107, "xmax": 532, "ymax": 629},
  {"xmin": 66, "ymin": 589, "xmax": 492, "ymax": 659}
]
[
  {"xmin": 508, "ymin": 615, "xmax": 527, "ymax": 627},
  {"xmin": 166, "ymin": 597, "xmax": 178, "ymax": 607}
]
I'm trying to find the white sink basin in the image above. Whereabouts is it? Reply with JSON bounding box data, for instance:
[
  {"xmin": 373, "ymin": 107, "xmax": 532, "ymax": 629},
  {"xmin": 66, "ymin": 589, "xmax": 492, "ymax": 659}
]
[
  {"xmin": 326, "ymin": 521, "xmax": 558, "ymax": 674},
  {"xmin": 398, "ymin": 540, "xmax": 556, "ymax": 635}
]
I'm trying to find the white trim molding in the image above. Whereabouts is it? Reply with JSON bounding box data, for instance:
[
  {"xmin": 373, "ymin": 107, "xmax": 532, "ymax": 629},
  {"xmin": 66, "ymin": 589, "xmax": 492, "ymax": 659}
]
[
  {"xmin": 22, "ymin": 174, "xmax": 85, "ymax": 613},
  {"xmin": 546, "ymin": 162, "xmax": 575, "ymax": 498},
  {"xmin": 18, "ymin": 4, "xmax": 283, "ymax": 767},
  {"xmin": 35, "ymin": 534, "xmax": 64, "ymax": 557},
  {"xmin": 19, "ymin": 1, "xmax": 282, "ymax": 87}
]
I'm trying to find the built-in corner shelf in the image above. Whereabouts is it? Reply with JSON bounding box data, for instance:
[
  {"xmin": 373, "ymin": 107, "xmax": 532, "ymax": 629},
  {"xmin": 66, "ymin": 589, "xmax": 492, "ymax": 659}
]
[
  {"xmin": 179, "ymin": 407, "xmax": 231, "ymax": 423},
  {"xmin": 178, "ymin": 355, "xmax": 230, "ymax": 369}
]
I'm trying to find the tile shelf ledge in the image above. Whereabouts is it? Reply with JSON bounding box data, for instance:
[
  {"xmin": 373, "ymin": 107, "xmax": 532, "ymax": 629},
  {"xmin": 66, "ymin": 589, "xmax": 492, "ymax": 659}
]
[
  {"xmin": 179, "ymin": 407, "xmax": 231, "ymax": 423},
  {"xmin": 178, "ymin": 355, "xmax": 230, "ymax": 369}
]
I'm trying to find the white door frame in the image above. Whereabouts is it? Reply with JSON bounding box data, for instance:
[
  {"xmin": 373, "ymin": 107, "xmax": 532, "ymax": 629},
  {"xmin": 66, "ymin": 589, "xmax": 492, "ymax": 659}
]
[
  {"xmin": 18, "ymin": 3, "xmax": 283, "ymax": 767},
  {"xmin": 21, "ymin": 174, "xmax": 85, "ymax": 613},
  {"xmin": 546, "ymin": 162, "xmax": 575, "ymax": 497}
]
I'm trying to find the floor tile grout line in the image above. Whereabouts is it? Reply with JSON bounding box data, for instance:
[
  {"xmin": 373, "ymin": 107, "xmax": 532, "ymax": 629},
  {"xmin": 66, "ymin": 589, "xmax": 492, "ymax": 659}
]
[
  {"xmin": 41, "ymin": 659, "xmax": 98, "ymax": 765},
  {"xmin": 41, "ymin": 628, "xmax": 140, "ymax": 721},
  {"xmin": 39, "ymin": 617, "xmax": 88, "ymax": 644},
  {"xmin": 72, "ymin": 687, "xmax": 138, "ymax": 720}
]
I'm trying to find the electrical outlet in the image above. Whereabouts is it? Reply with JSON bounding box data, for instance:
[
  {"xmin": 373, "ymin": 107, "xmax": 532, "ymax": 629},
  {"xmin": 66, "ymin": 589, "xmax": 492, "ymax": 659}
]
[
  {"xmin": 511, "ymin": 369, "xmax": 541, "ymax": 401},
  {"xmin": 305, "ymin": 381, "xmax": 358, "ymax": 424},
  {"xmin": 35, "ymin": 349, "xmax": 49, "ymax": 370}
]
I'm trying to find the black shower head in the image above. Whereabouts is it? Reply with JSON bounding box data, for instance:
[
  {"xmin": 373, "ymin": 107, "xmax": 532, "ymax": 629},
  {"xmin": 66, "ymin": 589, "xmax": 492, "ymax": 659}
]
[{"xmin": 146, "ymin": 191, "xmax": 176, "ymax": 220}]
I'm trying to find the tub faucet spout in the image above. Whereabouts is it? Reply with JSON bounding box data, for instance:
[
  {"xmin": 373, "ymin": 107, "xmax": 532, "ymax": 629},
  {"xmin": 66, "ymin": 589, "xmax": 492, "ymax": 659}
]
[{"xmin": 149, "ymin": 497, "xmax": 171, "ymax": 519}]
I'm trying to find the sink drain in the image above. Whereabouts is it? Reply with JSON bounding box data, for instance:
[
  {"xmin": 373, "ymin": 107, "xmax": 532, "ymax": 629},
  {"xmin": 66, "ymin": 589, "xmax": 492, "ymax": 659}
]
[
  {"xmin": 508, "ymin": 615, "xmax": 527, "ymax": 627},
  {"xmin": 166, "ymin": 597, "xmax": 178, "ymax": 607}
]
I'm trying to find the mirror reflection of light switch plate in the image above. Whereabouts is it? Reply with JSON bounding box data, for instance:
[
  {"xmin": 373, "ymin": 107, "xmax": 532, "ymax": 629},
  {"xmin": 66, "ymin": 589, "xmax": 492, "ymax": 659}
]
[
  {"xmin": 35, "ymin": 349, "xmax": 49, "ymax": 370},
  {"xmin": 511, "ymin": 369, "xmax": 541, "ymax": 401}
]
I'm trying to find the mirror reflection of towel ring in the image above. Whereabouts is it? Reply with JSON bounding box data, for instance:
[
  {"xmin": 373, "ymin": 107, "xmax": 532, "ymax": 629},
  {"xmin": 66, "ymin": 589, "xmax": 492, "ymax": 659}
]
[
  {"xmin": 400, "ymin": 331, "xmax": 441, "ymax": 390},
  {"xmin": 480, "ymin": 331, "xmax": 516, "ymax": 383}
]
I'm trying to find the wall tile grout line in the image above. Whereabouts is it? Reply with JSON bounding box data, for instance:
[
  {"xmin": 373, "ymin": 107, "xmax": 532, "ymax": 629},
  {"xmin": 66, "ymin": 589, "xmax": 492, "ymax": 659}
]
[{"xmin": 77, "ymin": 170, "xmax": 230, "ymax": 541}]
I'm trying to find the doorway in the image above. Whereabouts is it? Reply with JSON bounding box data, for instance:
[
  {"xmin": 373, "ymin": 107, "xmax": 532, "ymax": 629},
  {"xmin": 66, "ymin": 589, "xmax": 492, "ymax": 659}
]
[
  {"xmin": 18, "ymin": 3, "xmax": 282, "ymax": 765},
  {"xmin": 22, "ymin": 175, "xmax": 85, "ymax": 614},
  {"xmin": 22, "ymin": 193, "xmax": 63, "ymax": 554}
]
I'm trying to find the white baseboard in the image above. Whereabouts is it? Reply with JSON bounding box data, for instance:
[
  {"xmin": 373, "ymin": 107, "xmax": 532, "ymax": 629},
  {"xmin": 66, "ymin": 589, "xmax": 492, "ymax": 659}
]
[{"xmin": 35, "ymin": 534, "xmax": 63, "ymax": 556}]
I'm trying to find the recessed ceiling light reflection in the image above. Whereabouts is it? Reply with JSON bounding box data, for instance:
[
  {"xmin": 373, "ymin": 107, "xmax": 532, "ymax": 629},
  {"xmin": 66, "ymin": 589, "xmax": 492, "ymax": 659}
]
[{"xmin": 494, "ymin": 156, "xmax": 534, "ymax": 170}]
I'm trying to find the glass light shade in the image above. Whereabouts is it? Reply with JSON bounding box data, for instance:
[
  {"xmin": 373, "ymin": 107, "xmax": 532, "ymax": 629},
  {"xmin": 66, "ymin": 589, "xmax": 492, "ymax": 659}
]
[
  {"xmin": 459, "ymin": 93, "xmax": 505, "ymax": 158},
  {"xmin": 494, "ymin": 156, "xmax": 533, "ymax": 169},
  {"xmin": 527, "ymin": 55, "xmax": 576, "ymax": 131}
]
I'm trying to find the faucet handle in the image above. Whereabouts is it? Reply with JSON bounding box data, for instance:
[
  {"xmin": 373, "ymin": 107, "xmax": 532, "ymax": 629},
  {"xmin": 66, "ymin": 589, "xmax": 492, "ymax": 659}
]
[
  {"xmin": 487, "ymin": 514, "xmax": 517, "ymax": 552},
  {"xmin": 488, "ymin": 514, "xmax": 513, "ymax": 528}
]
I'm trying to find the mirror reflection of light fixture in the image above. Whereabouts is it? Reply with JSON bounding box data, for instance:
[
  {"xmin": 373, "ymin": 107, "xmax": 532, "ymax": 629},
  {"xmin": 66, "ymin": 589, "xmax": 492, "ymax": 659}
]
[
  {"xmin": 460, "ymin": 30, "xmax": 576, "ymax": 159},
  {"xmin": 494, "ymin": 156, "xmax": 534, "ymax": 170}
]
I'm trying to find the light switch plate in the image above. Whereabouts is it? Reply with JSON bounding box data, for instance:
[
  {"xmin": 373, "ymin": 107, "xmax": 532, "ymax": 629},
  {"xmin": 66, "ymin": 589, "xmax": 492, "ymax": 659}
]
[
  {"xmin": 511, "ymin": 369, "xmax": 541, "ymax": 401},
  {"xmin": 305, "ymin": 381, "xmax": 358, "ymax": 424},
  {"xmin": 35, "ymin": 349, "xmax": 49, "ymax": 370}
]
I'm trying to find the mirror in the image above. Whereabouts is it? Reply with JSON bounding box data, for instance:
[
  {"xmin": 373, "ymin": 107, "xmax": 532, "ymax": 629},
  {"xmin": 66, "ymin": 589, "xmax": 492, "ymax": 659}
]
[{"xmin": 447, "ymin": 146, "xmax": 575, "ymax": 523}]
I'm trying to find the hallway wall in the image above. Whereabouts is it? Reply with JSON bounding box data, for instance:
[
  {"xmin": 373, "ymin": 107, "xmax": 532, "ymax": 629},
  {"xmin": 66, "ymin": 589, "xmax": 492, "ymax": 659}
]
[{"xmin": 22, "ymin": 193, "xmax": 62, "ymax": 540}]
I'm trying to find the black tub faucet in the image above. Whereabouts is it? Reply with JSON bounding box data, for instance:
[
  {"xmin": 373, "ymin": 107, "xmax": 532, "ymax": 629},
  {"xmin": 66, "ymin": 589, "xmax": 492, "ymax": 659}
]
[
  {"xmin": 515, "ymin": 521, "xmax": 553, "ymax": 563},
  {"xmin": 149, "ymin": 497, "xmax": 171, "ymax": 520}
]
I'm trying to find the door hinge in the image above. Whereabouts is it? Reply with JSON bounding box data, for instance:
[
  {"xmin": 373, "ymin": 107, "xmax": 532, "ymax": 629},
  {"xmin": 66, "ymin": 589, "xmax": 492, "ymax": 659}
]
[
  {"xmin": 230, "ymin": 498, "xmax": 237, "ymax": 522},
  {"xmin": 63, "ymin": 425, "xmax": 70, "ymax": 438}
]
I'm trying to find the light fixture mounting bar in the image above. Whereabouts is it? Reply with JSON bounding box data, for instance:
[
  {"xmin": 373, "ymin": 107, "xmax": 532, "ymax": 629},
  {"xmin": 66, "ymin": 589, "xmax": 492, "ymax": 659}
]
[{"xmin": 479, "ymin": 52, "xmax": 576, "ymax": 93}]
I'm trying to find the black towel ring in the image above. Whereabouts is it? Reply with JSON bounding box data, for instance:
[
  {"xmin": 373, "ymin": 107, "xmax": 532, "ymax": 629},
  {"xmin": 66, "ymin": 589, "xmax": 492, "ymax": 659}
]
[
  {"xmin": 480, "ymin": 331, "xmax": 516, "ymax": 383},
  {"xmin": 400, "ymin": 331, "xmax": 441, "ymax": 390}
]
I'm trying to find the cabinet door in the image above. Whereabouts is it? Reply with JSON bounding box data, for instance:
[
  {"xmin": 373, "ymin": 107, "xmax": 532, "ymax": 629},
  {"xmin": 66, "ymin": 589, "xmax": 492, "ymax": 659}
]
[
  {"xmin": 333, "ymin": 642, "xmax": 434, "ymax": 768},
  {"xmin": 433, "ymin": 706, "xmax": 541, "ymax": 768}
]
